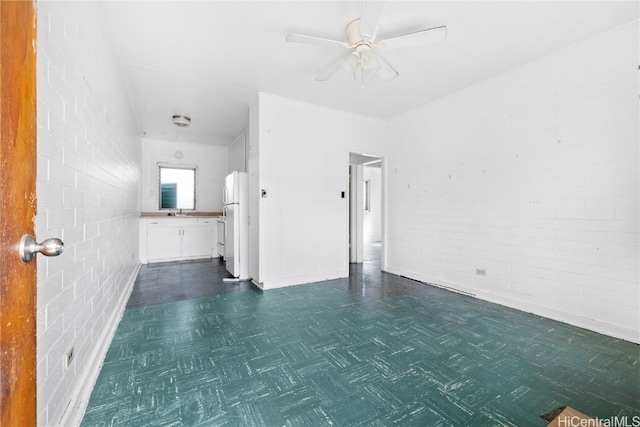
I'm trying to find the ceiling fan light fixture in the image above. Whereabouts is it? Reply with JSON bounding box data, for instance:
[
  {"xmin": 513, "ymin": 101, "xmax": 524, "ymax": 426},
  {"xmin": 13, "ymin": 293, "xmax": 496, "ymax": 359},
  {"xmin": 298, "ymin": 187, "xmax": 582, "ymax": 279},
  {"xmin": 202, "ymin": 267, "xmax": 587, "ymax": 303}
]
[
  {"xmin": 359, "ymin": 50, "xmax": 379, "ymax": 71},
  {"xmin": 172, "ymin": 114, "xmax": 191, "ymax": 128},
  {"xmin": 343, "ymin": 52, "xmax": 360, "ymax": 73}
]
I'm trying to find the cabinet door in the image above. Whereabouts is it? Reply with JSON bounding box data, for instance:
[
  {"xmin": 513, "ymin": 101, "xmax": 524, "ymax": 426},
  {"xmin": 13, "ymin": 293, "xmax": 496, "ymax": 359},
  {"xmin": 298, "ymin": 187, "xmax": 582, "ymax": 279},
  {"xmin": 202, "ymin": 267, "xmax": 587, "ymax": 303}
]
[
  {"xmin": 182, "ymin": 221, "xmax": 213, "ymax": 258},
  {"xmin": 147, "ymin": 224, "xmax": 182, "ymax": 261}
]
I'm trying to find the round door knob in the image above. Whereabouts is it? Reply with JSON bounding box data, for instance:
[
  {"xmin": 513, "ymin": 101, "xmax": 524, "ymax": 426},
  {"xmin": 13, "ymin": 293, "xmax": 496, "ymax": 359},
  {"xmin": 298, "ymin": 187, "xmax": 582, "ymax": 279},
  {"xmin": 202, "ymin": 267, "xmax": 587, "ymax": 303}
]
[{"xmin": 19, "ymin": 235, "xmax": 64, "ymax": 263}]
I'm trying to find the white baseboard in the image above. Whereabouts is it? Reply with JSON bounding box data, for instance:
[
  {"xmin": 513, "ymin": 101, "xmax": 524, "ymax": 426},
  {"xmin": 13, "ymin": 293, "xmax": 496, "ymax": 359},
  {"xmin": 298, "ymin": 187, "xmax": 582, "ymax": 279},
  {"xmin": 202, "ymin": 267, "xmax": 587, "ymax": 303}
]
[
  {"xmin": 260, "ymin": 270, "xmax": 347, "ymax": 290},
  {"xmin": 384, "ymin": 266, "xmax": 640, "ymax": 344},
  {"xmin": 58, "ymin": 263, "xmax": 140, "ymax": 427}
]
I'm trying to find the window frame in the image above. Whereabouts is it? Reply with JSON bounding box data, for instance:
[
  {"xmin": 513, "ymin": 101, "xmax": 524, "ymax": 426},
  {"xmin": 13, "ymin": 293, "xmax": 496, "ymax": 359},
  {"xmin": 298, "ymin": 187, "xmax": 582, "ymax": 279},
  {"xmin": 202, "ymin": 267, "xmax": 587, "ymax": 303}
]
[
  {"xmin": 157, "ymin": 163, "xmax": 197, "ymax": 211},
  {"xmin": 364, "ymin": 179, "xmax": 371, "ymax": 212}
]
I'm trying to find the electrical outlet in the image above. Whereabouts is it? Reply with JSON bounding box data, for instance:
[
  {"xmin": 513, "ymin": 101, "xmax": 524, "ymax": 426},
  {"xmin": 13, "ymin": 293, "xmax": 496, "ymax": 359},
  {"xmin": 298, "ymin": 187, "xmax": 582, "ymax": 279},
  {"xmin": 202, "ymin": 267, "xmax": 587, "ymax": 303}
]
[
  {"xmin": 65, "ymin": 347, "xmax": 74, "ymax": 368},
  {"xmin": 475, "ymin": 268, "xmax": 486, "ymax": 276}
]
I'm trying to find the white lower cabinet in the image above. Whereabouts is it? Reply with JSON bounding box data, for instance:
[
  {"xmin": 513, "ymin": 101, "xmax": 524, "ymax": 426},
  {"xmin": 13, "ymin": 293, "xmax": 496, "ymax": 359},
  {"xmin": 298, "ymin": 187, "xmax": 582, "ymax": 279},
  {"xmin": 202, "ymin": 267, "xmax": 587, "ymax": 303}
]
[
  {"xmin": 182, "ymin": 222, "xmax": 215, "ymax": 258},
  {"xmin": 140, "ymin": 217, "xmax": 218, "ymax": 263},
  {"xmin": 147, "ymin": 224, "xmax": 182, "ymax": 261}
]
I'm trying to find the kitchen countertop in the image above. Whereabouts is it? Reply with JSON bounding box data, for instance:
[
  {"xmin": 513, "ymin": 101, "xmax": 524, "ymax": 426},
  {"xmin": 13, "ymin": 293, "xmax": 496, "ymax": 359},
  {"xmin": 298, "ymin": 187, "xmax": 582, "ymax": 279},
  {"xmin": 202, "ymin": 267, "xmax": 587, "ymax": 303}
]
[{"xmin": 140, "ymin": 212, "xmax": 222, "ymax": 218}]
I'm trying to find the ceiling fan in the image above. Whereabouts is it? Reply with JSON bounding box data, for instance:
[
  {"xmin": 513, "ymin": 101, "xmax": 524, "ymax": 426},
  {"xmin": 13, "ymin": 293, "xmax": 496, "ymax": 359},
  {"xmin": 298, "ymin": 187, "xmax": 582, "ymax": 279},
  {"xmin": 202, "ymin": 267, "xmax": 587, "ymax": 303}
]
[{"xmin": 285, "ymin": 1, "xmax": 447, "ymax": 87}]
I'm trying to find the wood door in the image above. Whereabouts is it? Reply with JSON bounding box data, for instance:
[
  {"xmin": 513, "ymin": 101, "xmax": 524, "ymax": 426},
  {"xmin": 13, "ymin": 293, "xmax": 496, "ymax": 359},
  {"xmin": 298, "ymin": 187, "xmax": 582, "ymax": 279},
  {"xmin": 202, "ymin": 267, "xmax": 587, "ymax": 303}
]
[{"xmin": 0, "ymin": 1, "xmax": 38, "ymax": 425}]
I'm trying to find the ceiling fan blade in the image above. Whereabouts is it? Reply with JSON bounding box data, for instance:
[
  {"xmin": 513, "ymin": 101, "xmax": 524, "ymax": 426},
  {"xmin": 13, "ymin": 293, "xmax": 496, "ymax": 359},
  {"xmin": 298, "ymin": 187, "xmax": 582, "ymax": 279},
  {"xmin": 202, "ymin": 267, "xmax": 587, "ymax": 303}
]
[
  {"xmin": 315, "ymin": 55, "xmax": 350, "ymax": 81},
  {"xmin": 380, "ymin": 25, "xmax": 447, "ymax": 50},
  {"xmin": 285, "ymin": 33, "xmax": 348, "ymax": 49},
  {"xmin": 374, "ymin": 54, "xmax": 399, "ymax": 81},
  {"xmin": 359, "ymin": 0, "xmax": 386, "ymax": 40}
]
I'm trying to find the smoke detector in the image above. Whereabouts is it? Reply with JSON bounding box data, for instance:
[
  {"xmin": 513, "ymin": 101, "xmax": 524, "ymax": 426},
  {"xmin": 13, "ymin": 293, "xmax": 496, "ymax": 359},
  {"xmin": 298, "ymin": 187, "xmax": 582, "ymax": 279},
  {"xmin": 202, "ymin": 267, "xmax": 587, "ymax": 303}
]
[{"xmin": 172, "ymin": 114, "xmax": 191, "ymax": 127}]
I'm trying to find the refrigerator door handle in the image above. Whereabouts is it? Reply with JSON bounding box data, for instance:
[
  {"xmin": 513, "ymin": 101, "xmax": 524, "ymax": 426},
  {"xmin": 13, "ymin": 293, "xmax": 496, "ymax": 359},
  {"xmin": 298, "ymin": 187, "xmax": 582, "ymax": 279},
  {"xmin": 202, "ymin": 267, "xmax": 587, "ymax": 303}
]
[{"xmin": 223, "ymin": 187, "xmax": 228, "ymax": 205}]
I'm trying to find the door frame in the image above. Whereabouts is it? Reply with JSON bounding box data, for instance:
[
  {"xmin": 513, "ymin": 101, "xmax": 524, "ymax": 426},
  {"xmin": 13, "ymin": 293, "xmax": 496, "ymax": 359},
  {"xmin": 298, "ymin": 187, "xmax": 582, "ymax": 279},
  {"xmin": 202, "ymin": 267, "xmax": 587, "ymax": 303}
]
[
  {"xmin": 347, "ymin": 152, "xmax": 385, "ymax": 269},
  {"xmin": 349, "ymin": 163, "xmax": 364, "ymax": 263}
]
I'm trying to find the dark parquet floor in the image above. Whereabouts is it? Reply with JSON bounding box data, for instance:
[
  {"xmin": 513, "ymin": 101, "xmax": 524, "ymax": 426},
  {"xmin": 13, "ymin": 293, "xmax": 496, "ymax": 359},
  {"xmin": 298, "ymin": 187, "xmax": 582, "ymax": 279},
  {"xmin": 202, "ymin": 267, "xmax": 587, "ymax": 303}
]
[{"xmin": 82, "ymin": 243, "xmax": 640, "ymax": 426}]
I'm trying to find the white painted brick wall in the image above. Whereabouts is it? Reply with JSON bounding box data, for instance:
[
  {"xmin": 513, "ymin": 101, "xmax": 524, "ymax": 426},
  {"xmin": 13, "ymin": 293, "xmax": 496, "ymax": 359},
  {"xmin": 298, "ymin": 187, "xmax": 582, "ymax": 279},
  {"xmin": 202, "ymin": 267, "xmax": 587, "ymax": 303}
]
[
  {"xmin": 36, "ymin": 2, "xmax": 141, "ymax": 425},
  {"xmin": 386, "ymin": 22, "xmax": 639, "ymax": 343}
]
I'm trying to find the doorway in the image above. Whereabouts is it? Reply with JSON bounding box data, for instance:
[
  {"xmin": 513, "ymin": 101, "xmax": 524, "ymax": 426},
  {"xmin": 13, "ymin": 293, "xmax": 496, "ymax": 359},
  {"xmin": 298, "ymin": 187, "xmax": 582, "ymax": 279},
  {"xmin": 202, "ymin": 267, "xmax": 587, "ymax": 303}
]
[{"xmin": 348, "ymin": 153, "xmax": 383, "ymax": 271}]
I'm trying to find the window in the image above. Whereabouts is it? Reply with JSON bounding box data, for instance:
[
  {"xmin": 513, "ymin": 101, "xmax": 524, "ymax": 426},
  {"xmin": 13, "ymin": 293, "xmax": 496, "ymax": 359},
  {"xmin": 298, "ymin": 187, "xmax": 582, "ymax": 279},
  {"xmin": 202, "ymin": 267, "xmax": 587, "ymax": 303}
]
[
  {"xmin": 159, "ymin": 166, "xmax": 196, "ymax": 210},
  {"xmin": 364, "ymin": 179, "xmax": 370, "ymax": 212}
]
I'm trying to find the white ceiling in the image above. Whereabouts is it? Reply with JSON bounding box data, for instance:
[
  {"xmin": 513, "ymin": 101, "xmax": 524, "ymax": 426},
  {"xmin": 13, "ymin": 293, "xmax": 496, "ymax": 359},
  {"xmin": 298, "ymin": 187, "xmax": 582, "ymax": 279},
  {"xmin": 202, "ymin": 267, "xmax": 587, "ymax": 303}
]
[{"xmin": 102, "ymin": 1, "xmax": 639, "ymax": 146}]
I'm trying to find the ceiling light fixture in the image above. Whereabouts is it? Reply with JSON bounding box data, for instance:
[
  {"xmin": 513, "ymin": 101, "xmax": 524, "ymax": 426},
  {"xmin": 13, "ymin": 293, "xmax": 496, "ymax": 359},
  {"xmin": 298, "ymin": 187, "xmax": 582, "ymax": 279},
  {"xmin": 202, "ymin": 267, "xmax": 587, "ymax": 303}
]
[
  {"xmin": 342, "ymin": 46, "xmax": 382, "ymax": 88},
  {"xmin": 172, "ymin": 114, "xmax": 191, "ymax": 127}
]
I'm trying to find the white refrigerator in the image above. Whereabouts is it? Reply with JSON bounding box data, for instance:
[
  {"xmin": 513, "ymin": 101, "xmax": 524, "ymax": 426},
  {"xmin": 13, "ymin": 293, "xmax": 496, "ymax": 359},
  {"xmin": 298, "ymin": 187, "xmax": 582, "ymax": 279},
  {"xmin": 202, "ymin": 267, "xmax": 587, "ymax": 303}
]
[{"xmin": 223, "ymin": 171, "xmax": 249, "ymax": 281}]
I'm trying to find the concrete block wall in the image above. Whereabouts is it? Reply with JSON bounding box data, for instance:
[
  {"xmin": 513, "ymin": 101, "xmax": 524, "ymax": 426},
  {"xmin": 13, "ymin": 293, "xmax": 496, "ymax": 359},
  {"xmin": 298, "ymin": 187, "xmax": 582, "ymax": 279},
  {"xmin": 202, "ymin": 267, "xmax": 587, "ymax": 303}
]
[
  {"xmin": 385, "ymin": 23, "xmax": 639, "ymax": 343},
  {"xmin": 36, "ymin": 2, "xmax": 141, "ymax": 425}
]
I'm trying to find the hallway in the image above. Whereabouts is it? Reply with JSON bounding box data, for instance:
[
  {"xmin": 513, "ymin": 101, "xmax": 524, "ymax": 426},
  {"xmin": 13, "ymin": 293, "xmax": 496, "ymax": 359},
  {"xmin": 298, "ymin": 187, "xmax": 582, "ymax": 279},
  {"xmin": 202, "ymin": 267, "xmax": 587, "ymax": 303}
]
[{"xmin": 81, "ymin": 251, "xmax": 639, "ymax": 426}]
